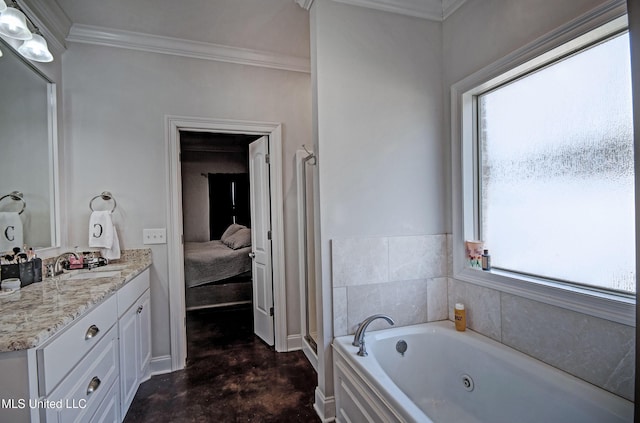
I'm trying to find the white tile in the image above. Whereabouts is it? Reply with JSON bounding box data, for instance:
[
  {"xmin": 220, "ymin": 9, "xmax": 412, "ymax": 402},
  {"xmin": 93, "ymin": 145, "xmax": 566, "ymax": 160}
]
[
  {"xmin": 333, "ymin": 287, "xmax": 348, "ymax": 337},
  {"xmin": 448, "ymin": 278, "xmax": 501, "ymax": 341},
  {"xmin": 347, "ymin": 280, "xmax": 428, "ymax": 334},
  {"xmin": 388, "ymin": 235, "xmax": 447, "ymax": 281},
  {"xmin": 501, "ymin": 294, "xmax": 635, "ymax": 401},
  {"xmin": 427, "ymin": 277, "xmax": 448, "ymax": 321},
  {"xmin": 446, "ymin": 233, "xmax": 453, "ymax": 277},
  {"xmin": 332, "ymin": 237, "xmax": 388, "ymax": 287}
]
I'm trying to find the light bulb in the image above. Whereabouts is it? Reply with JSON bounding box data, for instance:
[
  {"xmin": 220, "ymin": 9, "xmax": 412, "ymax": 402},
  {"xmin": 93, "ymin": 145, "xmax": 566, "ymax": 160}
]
[
  {"xmin": 0, "ymin": 7, "xmax": 32, "ymax": 40},
  {"xmin": 18, "ymin": 33, "xmax": 53, "ymax": 62}
]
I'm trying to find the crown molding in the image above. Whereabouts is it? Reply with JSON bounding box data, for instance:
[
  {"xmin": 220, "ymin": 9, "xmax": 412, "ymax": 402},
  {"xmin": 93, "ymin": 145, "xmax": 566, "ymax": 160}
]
[
  {"xmin": 295, "ymin": 0, "xmax": 315, "ymax": 10},
  {"xmin": 323, "ymin": 0, "xmax": 467, "ymax": 21},
  {"xmin": 66, "ymin": 24, "xmax": 311, "ymax": 74},
  {"xmin": 333, "ymin": 0, "xmax": 441, "ymax": 20},
  {"xmin": 19, "ymin": 0, "xmax": 72, "ymax": 54},
  {"xmin": 442, "ymin": 0, "xmax": 466, "ymax": 19}
]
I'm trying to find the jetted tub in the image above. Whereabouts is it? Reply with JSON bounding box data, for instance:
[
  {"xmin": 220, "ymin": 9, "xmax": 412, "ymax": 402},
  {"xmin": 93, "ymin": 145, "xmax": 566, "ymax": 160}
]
[{"xmin": 333, "ymin": 321, "xmax": 633, "ymax": 423}]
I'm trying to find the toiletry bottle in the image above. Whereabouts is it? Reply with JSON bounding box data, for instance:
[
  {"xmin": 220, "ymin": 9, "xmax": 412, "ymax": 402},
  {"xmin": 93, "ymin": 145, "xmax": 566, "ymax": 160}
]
[
  {"xmin": 482, "ymin": 249, "xmax": 491, "ymax": 271},
  {"xmin": 454, "ymin": 303, "xmax": 466, "ymax": 331}
]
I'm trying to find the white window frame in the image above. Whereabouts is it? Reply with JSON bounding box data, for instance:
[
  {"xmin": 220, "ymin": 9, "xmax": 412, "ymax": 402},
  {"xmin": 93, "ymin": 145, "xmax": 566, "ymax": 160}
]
[{"xmin": 450, "ymin": 2, "xmax": 635, "ymax": 327}]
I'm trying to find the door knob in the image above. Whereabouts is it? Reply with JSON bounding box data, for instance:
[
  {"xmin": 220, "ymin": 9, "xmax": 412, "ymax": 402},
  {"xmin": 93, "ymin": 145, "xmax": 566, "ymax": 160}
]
[{"xmin": 248, "ymin": 252, "xmax": 256, "ymax": 259}]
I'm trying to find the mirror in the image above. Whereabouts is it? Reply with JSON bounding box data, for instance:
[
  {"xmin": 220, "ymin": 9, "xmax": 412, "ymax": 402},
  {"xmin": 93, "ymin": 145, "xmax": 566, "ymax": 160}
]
[{"xmin": 0, "ymin": 37, "xmax": 57, "ymax": 250}]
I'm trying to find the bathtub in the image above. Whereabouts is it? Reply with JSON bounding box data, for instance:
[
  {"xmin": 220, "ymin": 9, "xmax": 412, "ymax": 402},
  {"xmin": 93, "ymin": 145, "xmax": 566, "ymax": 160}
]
[{"xmin": 333, "ymin": 321, "xmax": 633, "ymax": 423}]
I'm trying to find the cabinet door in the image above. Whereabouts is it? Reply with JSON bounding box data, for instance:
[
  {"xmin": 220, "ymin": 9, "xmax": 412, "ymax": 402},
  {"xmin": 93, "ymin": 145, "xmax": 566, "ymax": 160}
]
[
  {"xmin": 119, "ymin": 305, "xmax": 139, "ymax": 415},
  {"xmin": 137, "ymin": 290, "xmax": 151, "ymax": 382}
]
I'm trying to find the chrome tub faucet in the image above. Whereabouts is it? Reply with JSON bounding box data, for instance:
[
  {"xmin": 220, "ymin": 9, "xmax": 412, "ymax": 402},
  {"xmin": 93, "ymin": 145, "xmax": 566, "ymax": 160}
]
[{"xmin": 352, "ymin": 314, "xmax": 395, "ymax": 357}]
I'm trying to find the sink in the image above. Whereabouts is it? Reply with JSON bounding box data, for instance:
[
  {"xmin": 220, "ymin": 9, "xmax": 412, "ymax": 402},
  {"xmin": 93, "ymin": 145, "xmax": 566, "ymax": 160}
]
[
  {"xmin": 66, "ymin": 270, "xmax": 122, "ymax": 280},
  {"xmin": 93, "ymin": 264, "xmax": 128, "ymax": 271}
]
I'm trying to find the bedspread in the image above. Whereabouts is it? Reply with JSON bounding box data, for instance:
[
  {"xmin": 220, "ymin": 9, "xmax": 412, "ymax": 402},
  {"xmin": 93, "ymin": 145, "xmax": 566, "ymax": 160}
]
[{"xmin": 184, "ymin": 240, "xmax": 252, "ymax": 288}]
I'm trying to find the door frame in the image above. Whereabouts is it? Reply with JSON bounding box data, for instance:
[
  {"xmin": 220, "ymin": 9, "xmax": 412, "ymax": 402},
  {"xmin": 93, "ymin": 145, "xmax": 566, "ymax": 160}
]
[{"xmin": 165, "ymin": 115, "xmax": 287, "ymax": 370}]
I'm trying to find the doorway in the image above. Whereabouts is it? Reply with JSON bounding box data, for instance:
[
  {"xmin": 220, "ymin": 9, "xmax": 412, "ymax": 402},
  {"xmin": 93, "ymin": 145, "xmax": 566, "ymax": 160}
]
[
  {"xmin": 166, "ymin": 116, "xmax": 288, "ymax": 371},
  {"xmin": 180, "ymin": 132, "xmax": 258, "ymax": 314}
]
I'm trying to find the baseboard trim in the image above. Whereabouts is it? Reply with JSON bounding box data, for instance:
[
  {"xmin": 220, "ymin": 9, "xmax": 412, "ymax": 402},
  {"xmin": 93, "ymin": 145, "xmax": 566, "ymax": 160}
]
[
  {"xmin": 314, "ymin": 387, "xmax": 336, "ymax": 422},
  {"xmin": 287, "ymin": 334, "xmax": 303, "ymax": 351},
  {"xmin": 149, "ymin": 355, "xmax": 172, "ymax": 377}
]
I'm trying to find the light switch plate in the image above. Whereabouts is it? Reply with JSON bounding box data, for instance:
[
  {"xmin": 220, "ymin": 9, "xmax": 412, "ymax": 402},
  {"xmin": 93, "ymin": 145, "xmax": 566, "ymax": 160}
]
[{"xmin": 143, "ymin": 228, "xmax": 166, "ymax": 245}]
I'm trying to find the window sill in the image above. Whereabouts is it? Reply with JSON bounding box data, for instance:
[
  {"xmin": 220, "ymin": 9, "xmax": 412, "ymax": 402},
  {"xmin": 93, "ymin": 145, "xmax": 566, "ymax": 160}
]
[{"xmin": 452, "ymin": 266, "xmax": 635, "ymax": 327}]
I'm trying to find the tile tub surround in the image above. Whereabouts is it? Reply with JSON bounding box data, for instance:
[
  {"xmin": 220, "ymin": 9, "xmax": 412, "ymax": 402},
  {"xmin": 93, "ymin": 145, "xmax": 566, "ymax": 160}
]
[
  {"xmin": 448, "ymin": 278, "xmax": 635, "ymax": 401},
  {"xmin": 330, "ymin": 234, "xmax": 633, "ymax": 401},
  {"xmin": 0, "ymin": 248, "xmax": 152, "ymax": 352},
  {"xmin": 332, "ymin": 235, "xmax": 448, "ymax": 336}
]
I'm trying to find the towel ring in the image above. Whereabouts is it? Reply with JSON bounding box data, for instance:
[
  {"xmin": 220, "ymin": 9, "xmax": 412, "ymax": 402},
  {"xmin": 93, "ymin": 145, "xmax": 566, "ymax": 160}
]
[
  {"xmin": 89, "ymin": 191, "xmax": 117, "ymax": 212},
  {"xmin": 0, "ymin": 191, "xmax": 26, "ymax": 215}
]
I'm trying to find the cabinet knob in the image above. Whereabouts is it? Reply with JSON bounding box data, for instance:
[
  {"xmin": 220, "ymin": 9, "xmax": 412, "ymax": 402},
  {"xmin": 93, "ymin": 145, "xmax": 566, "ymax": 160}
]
[
  {"xmin": 86, "ymin": 376, "xmax": 101, "ymax": 395},
  {"xmin": 137, "ymin": 305, "xmax": 144, "ymax": 314},
  {"xmin": 85, "ymin": 324, "xmax": 100, "ymax": 340}
]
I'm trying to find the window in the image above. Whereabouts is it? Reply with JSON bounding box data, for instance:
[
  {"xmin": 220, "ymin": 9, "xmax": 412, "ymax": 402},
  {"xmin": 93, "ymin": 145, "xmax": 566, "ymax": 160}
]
[
  {"xmin": 451, "ymin": 11, "xmax": 635, "ymax": 323},
  {"xmin": 477, "ymin": 30, "xmax": 634, "ymax": 294}
]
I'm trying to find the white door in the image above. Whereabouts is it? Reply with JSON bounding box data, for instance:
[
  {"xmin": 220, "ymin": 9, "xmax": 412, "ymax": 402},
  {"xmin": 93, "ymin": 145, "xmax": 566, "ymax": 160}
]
[{"xmin": 249, "ymin": 136, "xmax": 274, "ymax": 345}]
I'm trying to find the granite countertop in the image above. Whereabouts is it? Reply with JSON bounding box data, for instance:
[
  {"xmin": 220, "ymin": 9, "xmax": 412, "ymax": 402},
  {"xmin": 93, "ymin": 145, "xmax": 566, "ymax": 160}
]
[{"xmin": 0, "ymin": 249, "xmax": 152, "ymax": 352}]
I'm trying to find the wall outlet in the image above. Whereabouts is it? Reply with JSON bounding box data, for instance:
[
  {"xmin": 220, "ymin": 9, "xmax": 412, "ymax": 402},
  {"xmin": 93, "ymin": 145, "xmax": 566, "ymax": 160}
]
[{"xmin": 143, "ymin": 228, "xmax": 166, "ymax": 245}]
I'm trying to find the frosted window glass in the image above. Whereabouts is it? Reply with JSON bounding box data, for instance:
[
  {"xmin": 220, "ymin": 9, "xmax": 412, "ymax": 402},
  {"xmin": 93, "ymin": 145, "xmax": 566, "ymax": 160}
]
[{"xmin": 478, "ymin": 33, "xmax": 635, "ymax": 293}]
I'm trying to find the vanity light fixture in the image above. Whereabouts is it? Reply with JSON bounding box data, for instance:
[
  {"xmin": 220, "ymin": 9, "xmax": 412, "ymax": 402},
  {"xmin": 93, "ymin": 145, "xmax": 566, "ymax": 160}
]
[
  {"xmin": 0, "ymin": 0, "xmax": 53, "ymax": 62},
  {"xmin": 0, "ymin": 6, "xmax": 31, "ymax": 40},
  {"xmin": 18, "ymin": 33, "xmax": 51, "ymax": 62}
]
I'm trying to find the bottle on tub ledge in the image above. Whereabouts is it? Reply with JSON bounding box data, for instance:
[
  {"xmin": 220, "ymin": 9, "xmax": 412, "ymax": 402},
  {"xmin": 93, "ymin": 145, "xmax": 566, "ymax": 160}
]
[
  {"xmin": 454, "ymin": 303, "xmax": 466, "ymax": 332},
  {"xmin": 482, "ymin": 249, "xmax": 491, "ymax": 271}
]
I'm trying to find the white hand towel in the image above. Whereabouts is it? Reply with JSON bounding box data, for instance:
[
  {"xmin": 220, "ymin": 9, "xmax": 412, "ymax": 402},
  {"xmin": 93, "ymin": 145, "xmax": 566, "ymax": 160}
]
[
  {"xmin": 89, "ymin": 211, "xmax": 114, "ymax": 248},
  {"xmin": 102, "ymin": 225, "xmax": 121, "ymax": 261},
  {"xmin": 88, "ymin": 211, "xmax": 120, "ymax": 260},
  {"xmin": 0, "ymin": 212, "xmax": 23, "ymax": 252}
]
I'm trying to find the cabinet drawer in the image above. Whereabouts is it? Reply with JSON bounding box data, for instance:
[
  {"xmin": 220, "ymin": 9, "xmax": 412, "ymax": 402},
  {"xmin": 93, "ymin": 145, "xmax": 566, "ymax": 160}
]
[
  {"xmin": 44, "ymin": 324, "xmax": 119, "ymax": 423},
  {"xmin": 38, "ymin": 294, "xmax": 117, "ymax": 395},
  {"xmin": 117, "ymin": 269, "xmax": 150, "ymax": 317},
  {"xmin": 88, "ymin": 378, "xmax": 120, "ymax": 423}
]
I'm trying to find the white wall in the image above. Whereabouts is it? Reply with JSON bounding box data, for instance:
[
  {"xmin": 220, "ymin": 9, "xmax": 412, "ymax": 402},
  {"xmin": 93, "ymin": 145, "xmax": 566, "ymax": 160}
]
[
  {"xmin": 62, "ymin": 40, "xmax": 311, "ymax": 359},
  {"xmin": 311, "ymin": 0, "xmax": 444, "ymax": 415},
  {"xmin": 314, "ymin": 1, "xmax": 445, "ymax": 239}
]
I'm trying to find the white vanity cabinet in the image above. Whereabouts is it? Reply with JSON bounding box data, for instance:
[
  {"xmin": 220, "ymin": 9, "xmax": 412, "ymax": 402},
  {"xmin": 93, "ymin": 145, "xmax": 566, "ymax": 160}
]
[
  {"xmin": 0, "ymin": 265, "xmax": 151, "ymax": 423},
  {"xmin": 117, "ymin": 268, "xmax": 151, "ymax": 419}
]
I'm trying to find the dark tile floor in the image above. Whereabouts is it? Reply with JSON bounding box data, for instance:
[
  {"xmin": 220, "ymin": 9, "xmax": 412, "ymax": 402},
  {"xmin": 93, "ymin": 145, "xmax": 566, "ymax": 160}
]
[{"xmin": 123, "ymin": 305, "xmax": 320, "ymax": 423}]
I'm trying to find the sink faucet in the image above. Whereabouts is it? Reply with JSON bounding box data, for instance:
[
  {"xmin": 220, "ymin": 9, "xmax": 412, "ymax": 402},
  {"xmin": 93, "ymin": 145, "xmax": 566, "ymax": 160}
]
[
  {"xmin": 53, "ymin": 252, "xmax": 80, "ymax": 276},
  {"xmin": 352, "ymin": 314, "xmax": 395, "ymax": 357}
]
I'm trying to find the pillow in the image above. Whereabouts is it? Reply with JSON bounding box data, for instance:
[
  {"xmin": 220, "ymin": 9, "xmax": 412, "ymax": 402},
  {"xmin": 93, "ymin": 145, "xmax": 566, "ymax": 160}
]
[
  {"xmin": 220, "ymin": 223, "xmax": 246, "ymax": 242},
  {"xmin": 222, "ymin": 228, "xmax": 251, "ymax": 250}
]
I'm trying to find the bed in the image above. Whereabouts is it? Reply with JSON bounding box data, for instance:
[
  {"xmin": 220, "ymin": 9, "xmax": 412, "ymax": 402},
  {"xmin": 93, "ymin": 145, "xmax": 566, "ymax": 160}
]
[{"xmin": 184, "ymin": 224, "xmax": 253, "ymax": 310}]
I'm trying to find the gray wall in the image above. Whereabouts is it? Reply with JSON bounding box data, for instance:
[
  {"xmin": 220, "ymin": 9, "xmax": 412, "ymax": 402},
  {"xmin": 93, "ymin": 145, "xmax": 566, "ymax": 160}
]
[
  {"xmin": 61, "ymin": 10, "xmax": 311, "ymax": 359},
  {"xmin": 311, "ymin": 0, "xmax": 445, "ymax": 411},
  {"xmin": 311, "ymin": 0, "xmax": 634, "ymax": 411},
  {"xmin": 443, "ymin": 0, "xmax": 634, "ymax": 402}
]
